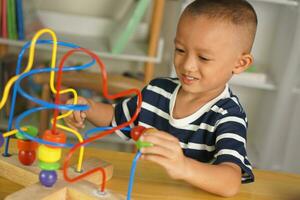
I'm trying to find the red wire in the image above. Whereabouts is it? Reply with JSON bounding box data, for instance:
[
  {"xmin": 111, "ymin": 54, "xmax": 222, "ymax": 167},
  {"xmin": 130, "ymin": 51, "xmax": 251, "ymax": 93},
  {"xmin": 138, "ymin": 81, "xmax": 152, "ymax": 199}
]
[{"xmin": 56, "ymin": 48, "xmax": 142, "ymax": 192}]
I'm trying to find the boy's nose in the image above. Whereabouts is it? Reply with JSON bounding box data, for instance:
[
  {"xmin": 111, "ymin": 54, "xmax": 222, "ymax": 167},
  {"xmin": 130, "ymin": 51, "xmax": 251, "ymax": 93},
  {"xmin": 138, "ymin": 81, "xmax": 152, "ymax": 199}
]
[{"xmin": 182, "ymin": 56, "xmax": 197, "ymax": 72}]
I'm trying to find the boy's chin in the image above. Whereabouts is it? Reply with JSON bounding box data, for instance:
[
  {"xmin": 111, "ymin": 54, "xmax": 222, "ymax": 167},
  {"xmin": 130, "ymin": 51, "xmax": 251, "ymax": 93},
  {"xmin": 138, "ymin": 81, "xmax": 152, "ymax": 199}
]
[{"xmin": 180, "ymin": 84, "xmax": 204, "ymax": 94}]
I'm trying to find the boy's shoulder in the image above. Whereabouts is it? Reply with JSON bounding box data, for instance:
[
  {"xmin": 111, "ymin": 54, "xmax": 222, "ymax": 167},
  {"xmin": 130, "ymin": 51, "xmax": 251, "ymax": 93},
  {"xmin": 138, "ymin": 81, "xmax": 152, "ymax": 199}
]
[
  {"xmin": 214, "ymin": 88, "xmax": 246, "ymax": 117},
  {"xmin": 147, "ymin": 77, "xmax": 180, "ymax": 93},
  {"xmin": 149, "ymin": 77, "xmax": 179, "ymax": 86}
]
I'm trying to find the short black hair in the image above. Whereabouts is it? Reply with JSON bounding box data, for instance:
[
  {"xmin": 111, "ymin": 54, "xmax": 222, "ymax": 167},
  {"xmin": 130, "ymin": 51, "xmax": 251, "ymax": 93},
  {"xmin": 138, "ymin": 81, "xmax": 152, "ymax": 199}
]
[{"xmin": 184, "ymin": 0, "xmax": 257, "ymax": 51}]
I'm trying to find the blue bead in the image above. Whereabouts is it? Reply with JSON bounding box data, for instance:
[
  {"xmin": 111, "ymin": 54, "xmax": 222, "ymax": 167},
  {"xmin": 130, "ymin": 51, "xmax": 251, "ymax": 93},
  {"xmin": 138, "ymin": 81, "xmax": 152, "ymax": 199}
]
[
  {"xmin": 39, "ymin": 170, "xmax": 57, "ymax": 187},
  {"xmin": 0, "ymin": 134, "xmax": 4, "ymax": 148}
]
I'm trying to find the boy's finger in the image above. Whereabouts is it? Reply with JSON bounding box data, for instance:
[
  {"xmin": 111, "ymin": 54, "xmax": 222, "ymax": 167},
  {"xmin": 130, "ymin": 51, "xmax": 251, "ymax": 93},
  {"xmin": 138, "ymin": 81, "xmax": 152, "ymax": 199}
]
[
  {"xmin": 140, "ymin": 134, "xmax": 178, "ymax": 151},
  {"xmin": 142, "ymin": 154, "xmax": 170, "ymax": 170},
  {"xmin": 143, "ymin": 130, "xmax": 178, "ymax": 142},
  {"xmin": 73, "ymin": 111, "xmax": 83, "ymax": 123},
  {"xmin": 65, "ymin": 121, "xmax": 78, "ymax": 131},
  {"xmin": 141, "ymin": 145, "xmax": 172, "ymax": 158},
  {"xmin": 80, "ymin": 112, "xmax": 87, "ymax": 119}
]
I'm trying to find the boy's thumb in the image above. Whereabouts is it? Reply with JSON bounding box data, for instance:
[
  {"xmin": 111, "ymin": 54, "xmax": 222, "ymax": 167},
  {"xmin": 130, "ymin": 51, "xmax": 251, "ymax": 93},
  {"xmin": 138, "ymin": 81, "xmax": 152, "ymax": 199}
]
[{"xmin": 81, "ymin": 112, "xmax": 87, "ymax": 119}]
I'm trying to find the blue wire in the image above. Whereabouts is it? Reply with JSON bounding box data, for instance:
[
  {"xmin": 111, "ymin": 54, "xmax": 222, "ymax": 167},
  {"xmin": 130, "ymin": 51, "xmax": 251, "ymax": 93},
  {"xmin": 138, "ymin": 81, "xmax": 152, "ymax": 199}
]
[
  {"xmin": 16, "ymin": 67, "xmax": 92, "ymax": 110},
  {"xmin": 10, "ymin": 52, "xmax": 132, "ymax": 148},
  {"xmin": 1, "ymin": 38, "xmax": 141, "ymax": 200},
  {"xmin": 4, "ymin": 39, "xmax": 83, "ymax": 155},
  {"xmin": 15, "ymin": 107, "xmax": 73, "ymax": 148},
  {"xmin": 84, "ymin": 127, "xmax": 131, "ymax": 139},
  {"xmin": 127, "ymin": 151, "xmax": 142, "ymax": 200}
]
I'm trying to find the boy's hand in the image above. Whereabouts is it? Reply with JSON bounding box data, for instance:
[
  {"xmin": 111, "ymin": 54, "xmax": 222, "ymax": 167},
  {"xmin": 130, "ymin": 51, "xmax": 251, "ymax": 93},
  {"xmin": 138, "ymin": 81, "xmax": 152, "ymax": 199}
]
[
  {"xmin": 140, "ymin": 130, "xmax": 187, "ymax": 180},
  {"xmin": 62, "ymin": 96, "xmax": 89, "ymax": 131}
]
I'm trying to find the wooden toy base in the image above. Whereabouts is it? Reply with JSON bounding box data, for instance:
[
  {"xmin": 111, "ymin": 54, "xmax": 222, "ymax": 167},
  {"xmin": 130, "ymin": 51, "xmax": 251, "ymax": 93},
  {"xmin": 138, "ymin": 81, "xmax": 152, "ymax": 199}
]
[
  {"xmin": 0, "ymin": 153, "xmax": 39, "ymax": 186},
  {"xmin": 5, "ymin": 180, "xmax": 125, "ymax": 200},
  {"xmin": 0, "ymin": 154, "xmax": 120, "ymax": 199}
]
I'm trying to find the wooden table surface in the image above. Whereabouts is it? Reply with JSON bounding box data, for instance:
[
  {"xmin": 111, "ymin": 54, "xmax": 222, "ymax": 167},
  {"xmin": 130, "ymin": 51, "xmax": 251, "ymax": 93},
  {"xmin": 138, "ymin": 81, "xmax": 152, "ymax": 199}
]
[{"xmin": 1, "ymin": 140, "xmax": 300, "ymax": 200}]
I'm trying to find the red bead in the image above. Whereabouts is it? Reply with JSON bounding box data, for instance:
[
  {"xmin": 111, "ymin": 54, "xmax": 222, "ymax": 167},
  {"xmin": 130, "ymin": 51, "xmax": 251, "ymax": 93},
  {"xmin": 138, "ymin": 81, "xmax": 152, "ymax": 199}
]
[
  {"xmin": 130, "ymin": 126, "xmax": 146, "ymax": 141},
  {"xmin": 18, "ymin": 150, "xmax": 36, "ymax": 166}
]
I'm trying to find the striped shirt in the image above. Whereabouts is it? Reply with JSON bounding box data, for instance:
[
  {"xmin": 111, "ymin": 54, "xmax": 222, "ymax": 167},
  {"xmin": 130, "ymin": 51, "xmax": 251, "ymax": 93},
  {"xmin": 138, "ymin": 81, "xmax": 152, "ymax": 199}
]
[{"xmin": 112, "ymin": 78, "xmax": 254, "ymax": 183}]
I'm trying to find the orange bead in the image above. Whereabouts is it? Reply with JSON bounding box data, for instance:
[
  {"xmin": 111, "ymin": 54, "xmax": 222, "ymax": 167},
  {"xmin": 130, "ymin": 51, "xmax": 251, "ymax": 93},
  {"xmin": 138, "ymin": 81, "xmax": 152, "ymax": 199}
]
[
  {"xmin": 17, "ymin": 140, "xmax": 38, "ymax": 151},
  {"xmin": 42, "ymin": 129, "xmax": 66, "ymax": 148}
]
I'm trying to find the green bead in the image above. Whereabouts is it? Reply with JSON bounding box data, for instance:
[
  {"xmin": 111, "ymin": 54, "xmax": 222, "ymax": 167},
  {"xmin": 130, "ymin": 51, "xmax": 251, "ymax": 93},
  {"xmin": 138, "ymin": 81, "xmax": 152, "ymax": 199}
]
[
  {"xmin": 136, "ymin": 139, "xmax": 153, "ymax": 150},
  {"xmin": 15, "ymin": 126, "xmax": 38, "ymax": 140},
  {"xmin": 38, "ymin": 161, "xmax": 60, "ymax": 171}
]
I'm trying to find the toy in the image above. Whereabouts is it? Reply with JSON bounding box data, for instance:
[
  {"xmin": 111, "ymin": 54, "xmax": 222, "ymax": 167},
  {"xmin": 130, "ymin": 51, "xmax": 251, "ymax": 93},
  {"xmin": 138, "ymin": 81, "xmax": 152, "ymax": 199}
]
[{"xmin": 0, "ymin": 28, "xmax": 151, "ymax": 200}]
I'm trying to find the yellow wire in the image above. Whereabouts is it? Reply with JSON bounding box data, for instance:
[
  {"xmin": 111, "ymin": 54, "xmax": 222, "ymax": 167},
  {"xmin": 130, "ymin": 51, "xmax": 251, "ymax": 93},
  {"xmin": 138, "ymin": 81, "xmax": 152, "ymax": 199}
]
[
  {"xmin": 0, "ymin": 28, "xmax": 85, "ymax": 171},
  {"xmin": 3, "ymin": 127, "xmax": 28, "ymax": 138},
  {"xmin": 37, "ymin": 29, "xmax": 85, "ymax": 172},
  {"xmin": 0, "ymin": 29, "xmax": 56, "ymax": 109},
  {"xmin": 33, "ymin": 29, "xmax": 85, "ymax": 172},
  {"xmin": 49, "ymin": 89, "xmax": 85, "ymax": 172}
]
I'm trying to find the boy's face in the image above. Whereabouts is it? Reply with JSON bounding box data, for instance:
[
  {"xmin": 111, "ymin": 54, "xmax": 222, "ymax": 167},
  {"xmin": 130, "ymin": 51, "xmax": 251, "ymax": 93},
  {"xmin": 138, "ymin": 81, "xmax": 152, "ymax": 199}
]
[{"xmin": 174, "ymin": 14, "xmax": 250, "ymax": 96}]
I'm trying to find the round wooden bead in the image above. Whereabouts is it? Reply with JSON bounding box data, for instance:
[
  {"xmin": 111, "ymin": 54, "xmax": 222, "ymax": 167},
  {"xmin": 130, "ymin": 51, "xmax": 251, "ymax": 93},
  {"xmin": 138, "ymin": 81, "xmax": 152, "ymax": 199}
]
[
  {"xmin": 38, "ymin": 160, "xmax": 60, "ymax": 171},
  {"xmin": 39, "ymin": 170, "xmax": 57, "ymax": 187},
  {"xmin": 18, "ymin": 150, "xmax": 36, "ymax": 166},
  {"xmin": 0, "ymin": 133, "xmax": 4, "ymax": 148},
  {"xmin": 130, "ymin": 126, "xmax": 146, "ymax": 141},
  {"xmin": 17, "ymin": 140, "xmax": 38, "ymax": 151},
  {"xmin": 38, "ymin": 144, "xmax": 62, "ymax": 163},
  {"xmin": 42, "ymin": 129, "xmax": 66, "ymax": 148}
]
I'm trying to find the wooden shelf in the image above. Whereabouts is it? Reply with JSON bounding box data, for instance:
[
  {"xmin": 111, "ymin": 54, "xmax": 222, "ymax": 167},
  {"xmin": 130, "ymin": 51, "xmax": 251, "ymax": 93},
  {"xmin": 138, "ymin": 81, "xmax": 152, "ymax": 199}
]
[
  {"xmin": 32, "ymin": 71, "xmax": 145, "ymax": 95},
  {"xmin": 0, "ymin": 6, "xmax": 165, "ymax": 63},
  {"xmin": 0, "ymin": 36, "xmax": 164, "ymax": 63}
]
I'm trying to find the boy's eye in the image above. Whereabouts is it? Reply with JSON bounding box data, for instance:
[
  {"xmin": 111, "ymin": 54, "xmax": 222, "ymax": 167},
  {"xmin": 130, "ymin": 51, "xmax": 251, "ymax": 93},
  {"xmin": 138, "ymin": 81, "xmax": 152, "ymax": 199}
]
[
  {"xmin": 198, "ymin": 56, "xmax": 210, "ymax": 61},
  {"xmin": 175, "ymin": 48, "xmax": 185, "ymax": 53}
]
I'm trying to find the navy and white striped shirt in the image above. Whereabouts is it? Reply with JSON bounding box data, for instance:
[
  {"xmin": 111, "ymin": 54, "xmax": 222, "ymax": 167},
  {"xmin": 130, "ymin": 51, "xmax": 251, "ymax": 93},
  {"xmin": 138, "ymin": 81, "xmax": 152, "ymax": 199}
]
[{"xmin": 112, "ymin": 78, "xmax": 254, "ymax": 183}]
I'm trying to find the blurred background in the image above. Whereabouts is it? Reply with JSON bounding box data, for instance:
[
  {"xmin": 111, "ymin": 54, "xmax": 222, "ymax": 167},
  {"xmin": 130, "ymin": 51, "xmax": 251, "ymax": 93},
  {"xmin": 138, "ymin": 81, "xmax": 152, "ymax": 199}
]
[{"xmin": 0, "ymin": 0, "xmax": 299, "ymax": 175}]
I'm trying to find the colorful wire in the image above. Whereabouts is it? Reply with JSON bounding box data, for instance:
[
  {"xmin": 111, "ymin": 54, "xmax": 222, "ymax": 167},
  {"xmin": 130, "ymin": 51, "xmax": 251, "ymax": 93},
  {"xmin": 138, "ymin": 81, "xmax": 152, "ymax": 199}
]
[
  {"xmin": 127, "ymin": 151, "xmax": 142, "ymax": 200},
  {"xmin": 0, "ymin": 29, "xmax": 143, "ymax": 198},
  {"xmin": 61, "ymin": 47, "xmax": 142, "ymax": 193},
  {"xmin": 4, "ymin": 39, "xmax": 83, "ymax": 155}
]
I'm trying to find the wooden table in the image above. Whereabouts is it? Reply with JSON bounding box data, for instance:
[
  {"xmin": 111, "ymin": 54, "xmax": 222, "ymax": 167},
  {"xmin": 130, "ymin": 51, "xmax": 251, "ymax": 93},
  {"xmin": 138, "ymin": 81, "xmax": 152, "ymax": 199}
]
[{"xmin": 1, "ymin": 142, "xmax": 300, "ymax": 200}]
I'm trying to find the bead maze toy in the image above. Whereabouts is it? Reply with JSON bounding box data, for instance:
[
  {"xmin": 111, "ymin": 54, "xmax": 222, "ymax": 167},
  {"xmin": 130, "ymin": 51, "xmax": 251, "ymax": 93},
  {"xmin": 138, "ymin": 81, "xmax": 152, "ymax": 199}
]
[{"xmin": 0, "ymin": 28, "xmax": 153, "ymax": 200}]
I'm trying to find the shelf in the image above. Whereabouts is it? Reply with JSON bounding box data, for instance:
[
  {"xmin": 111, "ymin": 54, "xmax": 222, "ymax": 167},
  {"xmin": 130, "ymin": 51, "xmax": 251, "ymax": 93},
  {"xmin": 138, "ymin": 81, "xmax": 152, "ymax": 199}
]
[
  {"xmin": 250, "ymin": 0, "xmax": 299, "ymax": 6},
  {"xmin": 0, "ymin": 7, "xmax": 165, "ymax": 63},
  {"xmin": 32, "ymin": 71, "xmax": 145, "ymax": 95},
  {"xmin": 0, "ymin": 36, "xmax": 164, "ymax": 63},
  {"xmin": 229, "ymin": 72, "xmax": 276, "ymax": 90}
]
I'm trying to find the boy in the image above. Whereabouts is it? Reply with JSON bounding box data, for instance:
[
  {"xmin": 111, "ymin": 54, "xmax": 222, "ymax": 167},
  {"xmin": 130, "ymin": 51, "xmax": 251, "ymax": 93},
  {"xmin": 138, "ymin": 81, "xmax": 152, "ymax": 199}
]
[{"xmin": 65, "ymin": 0, "xmax": 257, "ymax": 197}]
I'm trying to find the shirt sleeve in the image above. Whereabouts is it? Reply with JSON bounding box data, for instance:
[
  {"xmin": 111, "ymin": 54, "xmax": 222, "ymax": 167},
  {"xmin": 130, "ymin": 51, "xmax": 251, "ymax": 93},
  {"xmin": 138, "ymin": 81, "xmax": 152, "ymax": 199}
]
[
  {"xmin": 212, "ymin": 111, "xmax": 254, "ymax": 183},
  {"xmin": 111, "ymin": 95, "xmax": 139, "ymax": 140}
]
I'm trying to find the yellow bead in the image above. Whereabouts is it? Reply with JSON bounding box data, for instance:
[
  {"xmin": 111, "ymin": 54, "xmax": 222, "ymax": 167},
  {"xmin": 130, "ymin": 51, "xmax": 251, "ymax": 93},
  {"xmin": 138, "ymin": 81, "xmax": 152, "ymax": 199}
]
[{"xmin": 38, "ymin": 144, "xmax": 61, "ymax": 163}]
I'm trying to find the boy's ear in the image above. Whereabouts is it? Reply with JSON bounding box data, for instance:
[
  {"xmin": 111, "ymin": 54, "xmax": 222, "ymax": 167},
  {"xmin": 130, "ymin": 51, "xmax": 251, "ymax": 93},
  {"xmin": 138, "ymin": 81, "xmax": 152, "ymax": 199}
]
[{"xmin": 232, "ymin": 53, "xmax": 254, "ymax": 74}]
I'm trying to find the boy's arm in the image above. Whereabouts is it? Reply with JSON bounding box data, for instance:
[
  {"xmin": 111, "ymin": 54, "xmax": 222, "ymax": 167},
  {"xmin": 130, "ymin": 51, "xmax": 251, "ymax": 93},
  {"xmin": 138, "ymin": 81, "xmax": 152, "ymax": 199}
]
[
  {"xmin": 64, "ymin": 97, "xmax": 114, "ymax": 130},
  {"xmin": 140, "ymin": 131, "xmax": 241, "ymax": 197},
  {"xmin": 182, "ymin": 158, "xmax": 241, "ymax": 197},
  {"xmin": 85, "ymin": 98, "xmax": 114, "ymax": 127}
]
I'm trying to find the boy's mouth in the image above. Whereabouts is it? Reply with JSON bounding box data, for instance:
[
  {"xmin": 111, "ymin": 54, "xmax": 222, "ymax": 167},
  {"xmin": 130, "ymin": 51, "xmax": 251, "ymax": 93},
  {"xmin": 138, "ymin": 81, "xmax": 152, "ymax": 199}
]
[{"xmin": 181, "ymin": 74, "xmax": 198, "ymax": 85}]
